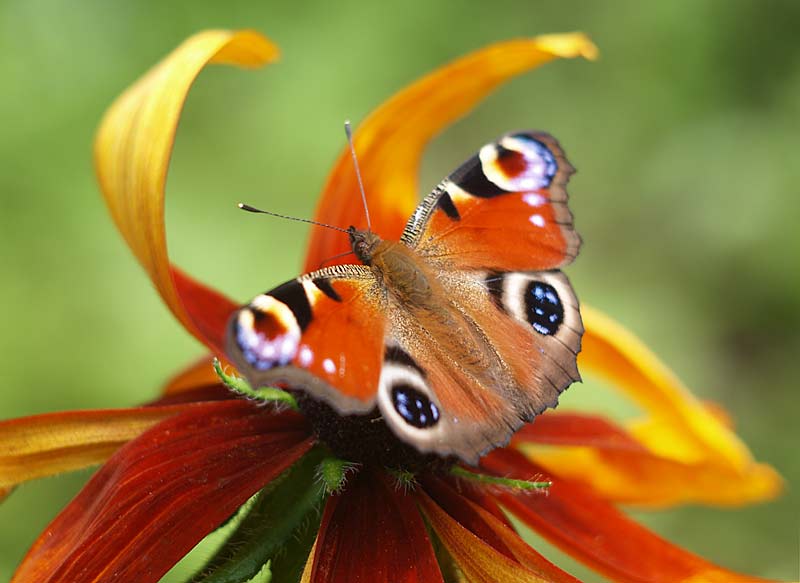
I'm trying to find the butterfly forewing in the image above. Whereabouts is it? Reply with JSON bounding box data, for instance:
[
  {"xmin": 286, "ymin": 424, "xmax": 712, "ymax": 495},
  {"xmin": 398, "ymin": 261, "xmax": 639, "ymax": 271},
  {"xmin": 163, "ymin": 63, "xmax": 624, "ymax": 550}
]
[
  {"xmin": 402, "ymin": 131, "xmax": 579, "ymax": 271},
  {"xmin": 226, "ymin": 265, "xmax": 386, "ymax": 414}
]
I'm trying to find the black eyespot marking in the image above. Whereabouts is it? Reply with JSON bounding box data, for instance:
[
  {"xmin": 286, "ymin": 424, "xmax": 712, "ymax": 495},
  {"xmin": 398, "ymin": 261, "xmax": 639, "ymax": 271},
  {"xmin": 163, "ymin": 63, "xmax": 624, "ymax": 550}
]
[
  {"xmin": 436, "ymin": 189, "xmax": 461, "ymax": 220},
  {"xmin": 452, "ymin": 154, "xmax": 510, "ymax": 198},
  {"xmin": 392, "ymin": 384, "xmax": 440, "ymax": 428},
  {"xmin": 385, "ymin": 346, "xmax": 426, "ymax": 377},
  {"xmin": 313, "ymin": 277, "xmax": 342, "ymax": 302},
  {"xmin": 525, "ymin": 281, "xmax": 563, "ymax": 336},
  {"xmin": 268, "ymin": 280, "xmax": 312, "ymax": 331}
]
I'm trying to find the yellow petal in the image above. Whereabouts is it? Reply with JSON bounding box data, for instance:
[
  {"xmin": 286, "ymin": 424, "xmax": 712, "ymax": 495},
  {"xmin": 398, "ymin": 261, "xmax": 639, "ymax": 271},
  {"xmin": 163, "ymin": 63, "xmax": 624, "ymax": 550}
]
[
  {"xmin": 95, "ymin": 30, "xmax": 278, "ymax": 347},
  {"xmin": 304, "ymin": 32, "xmax": 597, "ymax": 270},
  {"xmin": 573, "ymin": 304, "xmax": 783, "ymax": 506},
  {"xmin": 0, "ymin": 405, "xmax": 193, "ymax": 490},
  {"xmin": 523, "ymin": 445, "xmax": 782, "ymax": 508}
]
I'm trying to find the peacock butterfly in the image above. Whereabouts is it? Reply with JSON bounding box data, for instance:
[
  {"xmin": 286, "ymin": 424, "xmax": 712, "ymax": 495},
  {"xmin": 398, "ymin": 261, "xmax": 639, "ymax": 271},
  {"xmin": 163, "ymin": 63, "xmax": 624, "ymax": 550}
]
[{"xmin": 225, "ymin": 131, "xmax": 583, "ymax": 464}]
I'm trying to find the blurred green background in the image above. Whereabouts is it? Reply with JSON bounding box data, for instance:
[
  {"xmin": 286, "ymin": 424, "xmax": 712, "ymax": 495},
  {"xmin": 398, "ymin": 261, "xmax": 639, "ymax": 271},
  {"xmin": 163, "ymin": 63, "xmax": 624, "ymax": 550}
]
[{"xmin": 1, "ymin": 0, "xmax": 798, "ymax": 581}]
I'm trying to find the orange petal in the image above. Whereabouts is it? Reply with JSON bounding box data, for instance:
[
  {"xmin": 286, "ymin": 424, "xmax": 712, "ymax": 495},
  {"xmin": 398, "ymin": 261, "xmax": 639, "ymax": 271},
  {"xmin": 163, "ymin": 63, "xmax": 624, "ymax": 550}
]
[
  {"xmin": 424, "ymin": 478, "xmax": 581, "ymax": 583},
  {"xmin": 515, "ymin": 412, "xmax": 781, "ymax": 507},
  {"xmin": 94, "ymin": 30, "xmax": 277, "ymax": 352},
  {"xmin": 304, "ymin": 33, "xmax": 597, "ymax": 270},
  {"xmin": 577, "ymin": 304, "xmax": 782, "ymax": 506},
  {"xmin": 418, "ymin": 490, "xmax": 560, "ymax": 583},
  {"xmin": 0, "ymin": 404, "xmax": 201, "ymax": 491},
  {"xmin": 161, "ymin": 354, "xmax": 223, "ymax": 395}
]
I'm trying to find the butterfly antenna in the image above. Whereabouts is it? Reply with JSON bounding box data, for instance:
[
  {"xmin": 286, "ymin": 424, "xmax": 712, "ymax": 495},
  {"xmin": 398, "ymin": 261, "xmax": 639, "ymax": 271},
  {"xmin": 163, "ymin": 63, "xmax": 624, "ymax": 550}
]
[
  {"xmin": 238, "ymin": 203, "xmax": 350, "ymax": 233},
  {"xmin": 344, "ymin": 120, "xmax": 372, "ymax": 232}
]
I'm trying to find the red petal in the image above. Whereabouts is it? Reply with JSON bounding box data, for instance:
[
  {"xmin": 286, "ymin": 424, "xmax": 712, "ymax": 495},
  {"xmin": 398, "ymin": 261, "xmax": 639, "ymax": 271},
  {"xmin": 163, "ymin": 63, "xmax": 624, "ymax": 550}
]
[
  {"xmin": 513, "ymin": 412, "xmax": 647, "ymax": 452},
  {"xmin": 171, "ymin": 266, "xmax": 239, "ymax": 355},
  {"xmin": 145, "ymin": 384, "xmax": 232, "ymax": 406},
  {"xmin": 309, "ymin": 469, "xmax": 443, "ymax": 583},
  {"xmin": 482, "ymin": 448, "xmax": 774, "ymax": 583},
  {"xmin": 424, "ymin": 478, "xmax": 582, "ymax": 583},
  {"xmin": 13, "ymin": 400, "xmax": 312, "ymax": 583}
]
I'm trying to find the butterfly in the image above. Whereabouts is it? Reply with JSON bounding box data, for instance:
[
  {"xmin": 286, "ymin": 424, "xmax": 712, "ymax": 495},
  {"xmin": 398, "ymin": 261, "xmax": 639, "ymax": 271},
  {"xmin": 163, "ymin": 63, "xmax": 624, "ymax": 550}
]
[{"xmin": 225, "ymin": 131, "xmax": 583, "ymax": 464}]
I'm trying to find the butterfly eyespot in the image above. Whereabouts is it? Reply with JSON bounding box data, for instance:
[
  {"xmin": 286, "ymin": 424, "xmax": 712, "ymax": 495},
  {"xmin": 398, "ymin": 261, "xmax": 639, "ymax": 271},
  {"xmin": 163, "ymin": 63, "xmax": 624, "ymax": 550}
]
[
  {"xmin": 233, "ymin": 298, "xmax": 301, "ymax": 370},
  {"xmin": 525, "ymin": 281, "xmax": 564, "ymax": 336},
  {"xmin": 392, "ymin": 385, "xmax": 440, "ymax": 429}
]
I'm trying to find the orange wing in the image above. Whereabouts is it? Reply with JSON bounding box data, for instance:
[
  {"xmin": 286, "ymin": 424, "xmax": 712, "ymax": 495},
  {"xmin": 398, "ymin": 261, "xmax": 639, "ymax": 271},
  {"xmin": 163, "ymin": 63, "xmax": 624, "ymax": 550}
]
[
  {"xmin": 226, "ymin": 265, "xmax": 386, "ymax": 414},
  {"xmin": 374, "ymin": 269, "xmax": 582, "ymax": 464},
  {"xmin": 401, "ymin": 132, "xmax": 579, "ymax": 271}
]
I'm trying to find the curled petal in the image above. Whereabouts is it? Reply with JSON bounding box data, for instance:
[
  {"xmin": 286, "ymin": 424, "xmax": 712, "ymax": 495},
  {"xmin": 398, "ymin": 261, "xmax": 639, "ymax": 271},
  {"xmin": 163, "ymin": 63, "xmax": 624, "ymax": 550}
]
[
  {"xmin": 308, "ymin": 469, "xmax": 443, "ymax": 583},
  {"xmin": 0, "ymin": 403, "xmax": 197, "ymax": 492},
  {"xmin": 305, "ymin": 33, "xmax": 597, "ymax": 270},
  {"xmin": 95, "ymin": 30, "xmax": 277, "ymax": 352},
  {"xmin": 483, "ymin": 448, "xmax": 775, "ymax": 583},
  {"xmin": 13, "ymin": 400, "xmax": 312, "ymax": 583}
]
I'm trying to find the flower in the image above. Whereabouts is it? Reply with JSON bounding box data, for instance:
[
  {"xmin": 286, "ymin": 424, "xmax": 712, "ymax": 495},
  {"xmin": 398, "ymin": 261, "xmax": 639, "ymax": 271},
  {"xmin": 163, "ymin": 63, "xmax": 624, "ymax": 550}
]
[{"xmin": 1, "ymin": 29, "xmax": 784, "ymax": 583}]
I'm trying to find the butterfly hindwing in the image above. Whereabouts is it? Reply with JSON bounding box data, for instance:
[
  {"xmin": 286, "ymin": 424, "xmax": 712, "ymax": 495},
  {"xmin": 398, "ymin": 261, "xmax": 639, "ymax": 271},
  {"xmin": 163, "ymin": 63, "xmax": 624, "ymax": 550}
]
[
  {"xmin": 402, "ymin": 131, "xmax": 579, "ymax": 271},
  {"xmin": 373, "ymin": 268, "xmax": 582, "ymax": 463}
]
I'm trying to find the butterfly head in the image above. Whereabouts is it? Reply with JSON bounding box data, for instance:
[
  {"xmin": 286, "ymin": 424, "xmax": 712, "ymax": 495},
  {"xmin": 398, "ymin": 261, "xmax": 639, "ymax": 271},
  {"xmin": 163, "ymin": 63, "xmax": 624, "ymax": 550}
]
[{"xmin": 348, "ymin": 227, "xmax": 382, "ymax": 265}]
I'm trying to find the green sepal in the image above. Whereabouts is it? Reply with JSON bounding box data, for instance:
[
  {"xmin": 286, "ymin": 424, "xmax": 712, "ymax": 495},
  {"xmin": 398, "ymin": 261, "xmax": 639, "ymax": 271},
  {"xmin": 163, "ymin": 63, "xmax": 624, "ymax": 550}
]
[
  {"xmin": 189, "ymin": 447, "xmax": 326, "ymax": 583},
  {"xmin": 316, "ymin": 456, "xmax": 359, "ymax": 495},
  {"xmin": 213, "ymin": 358, "xmax": 299, "ymax": 411},
  {"xmin": 450, "ymin": 465, "xmax": 551, "ymax": 491},
  {"xmin": 387, "ymin": 468, "xmax": 418, "ymax": 491}
]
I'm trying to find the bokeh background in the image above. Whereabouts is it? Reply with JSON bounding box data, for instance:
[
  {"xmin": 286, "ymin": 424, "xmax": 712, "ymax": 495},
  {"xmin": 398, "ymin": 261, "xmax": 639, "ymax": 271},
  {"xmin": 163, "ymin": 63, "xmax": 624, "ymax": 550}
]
[{"xmin": 1, "ymin": 1, "xmax": 798, "ymax": 581}]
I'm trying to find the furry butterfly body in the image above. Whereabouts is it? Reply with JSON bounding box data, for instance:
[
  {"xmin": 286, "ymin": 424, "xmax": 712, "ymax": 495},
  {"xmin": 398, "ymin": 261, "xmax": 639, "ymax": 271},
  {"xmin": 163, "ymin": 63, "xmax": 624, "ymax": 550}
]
[{"xmin": 226, "ymin": 131, "xmax": 583, "ymax": 464}]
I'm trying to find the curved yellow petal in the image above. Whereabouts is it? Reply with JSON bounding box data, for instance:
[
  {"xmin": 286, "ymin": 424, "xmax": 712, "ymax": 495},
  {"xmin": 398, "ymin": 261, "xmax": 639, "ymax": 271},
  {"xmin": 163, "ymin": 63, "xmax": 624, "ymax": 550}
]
[
  {"xmin": 574, "ymin": 304, "xmax": 783, "ymax": 506},
  {"xmin": 95, "ymin": 30, "xmax": 278, "ymax": 347},
  {"xmin": 0, "ymin": 404, "xmax": 199, "ymax": 490},
  {"xmin": 304, "ymin": 32, "xmax": 597, "ymax": 270}
]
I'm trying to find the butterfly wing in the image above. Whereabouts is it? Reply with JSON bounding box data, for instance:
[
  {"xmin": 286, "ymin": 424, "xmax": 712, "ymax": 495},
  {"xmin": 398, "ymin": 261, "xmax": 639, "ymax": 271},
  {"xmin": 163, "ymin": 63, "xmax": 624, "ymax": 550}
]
[
  {"xmin": 402, "ymin": 131, "xmax": 579, "ymax": 271},
  {"xmin": 372, "ymin": 268, "xmax": 582, "ymax": 463},
  {"xmin": 227, "ymin": 131, "xmax": 583, "ymax": 464},
  {"xmin": 226, "ymin": 265, "xmax": 386, "ymax": 415},
  {"xmin": 370, "ymin": 131, "xmax": 584, "ymax": 461}
]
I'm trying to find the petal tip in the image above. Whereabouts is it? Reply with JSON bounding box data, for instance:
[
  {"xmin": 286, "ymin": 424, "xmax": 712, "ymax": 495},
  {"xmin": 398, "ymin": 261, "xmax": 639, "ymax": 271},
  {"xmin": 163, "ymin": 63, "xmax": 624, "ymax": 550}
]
[
  {"xmin": 208, "ymin": 28, "xmax": 281, "ymax": 68},
  {"xmin": 533, "ymin": 32, "xmax": 599, "ymax": 61}
]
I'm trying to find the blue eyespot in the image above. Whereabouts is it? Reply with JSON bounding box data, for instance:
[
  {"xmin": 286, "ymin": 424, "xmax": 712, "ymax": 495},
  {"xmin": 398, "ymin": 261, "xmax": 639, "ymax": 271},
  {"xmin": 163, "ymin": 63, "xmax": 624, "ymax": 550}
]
[
  {"xmin": 525, "ymin": 281, "xmax": 563, "ymax": 335},
  {"xmin": 392, "ymin": 385, "xmax": 440, "ymax": 428}
]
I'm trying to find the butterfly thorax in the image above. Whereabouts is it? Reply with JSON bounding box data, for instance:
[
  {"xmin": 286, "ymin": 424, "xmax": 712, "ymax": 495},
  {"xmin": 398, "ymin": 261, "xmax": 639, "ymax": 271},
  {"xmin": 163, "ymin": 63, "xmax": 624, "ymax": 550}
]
[
  {"xmin": 350, "ymin": 227, "xmax": 437, "ymax": 309},
  {"xmin": 350, "ymin": 227, "xmax": 502, "ymax": 391}
]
